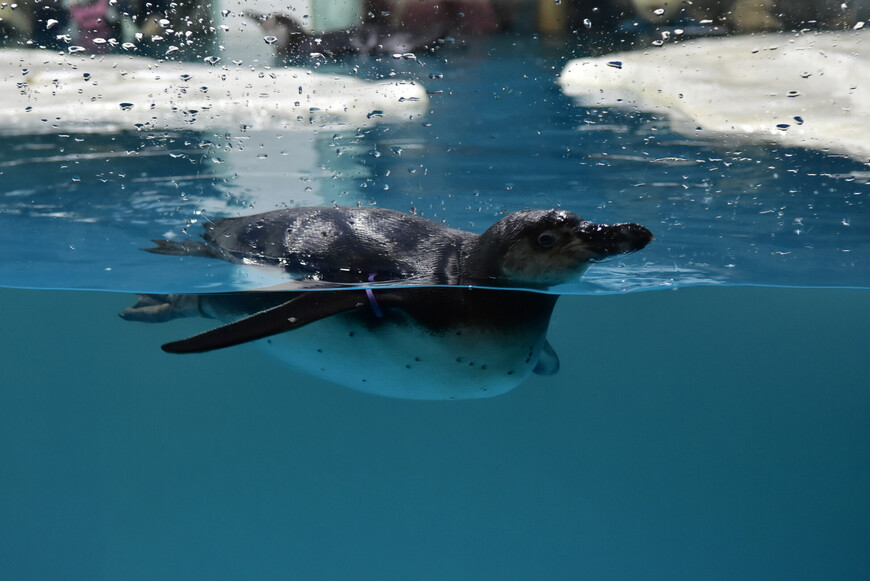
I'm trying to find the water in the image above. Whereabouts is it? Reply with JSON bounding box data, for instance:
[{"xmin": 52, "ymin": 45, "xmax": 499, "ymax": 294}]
[
  {"xmin": 2, "ymin": 38, "xmax": 868, "ymax": 293},
  {"xmin": 2, "ymin": 285, "xmax": 868, "ymax": 579},
  {"xmin": 1, "ymin": 34, "xmax": 869, "ymax": 579}
]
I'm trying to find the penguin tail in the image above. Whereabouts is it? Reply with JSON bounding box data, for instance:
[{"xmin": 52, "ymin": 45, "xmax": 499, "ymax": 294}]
[{"xmin": 144, "ymin": 239, "xmax": 222, "ymax": 258}]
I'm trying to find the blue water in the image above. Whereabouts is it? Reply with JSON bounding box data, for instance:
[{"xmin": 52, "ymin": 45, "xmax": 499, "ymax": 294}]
[
  {"xmin": 1, "ymin": 35, "xmax": 869, "ymax": 579},
  {"xmin": 2, "ymin": 285, "xmax": 869, "ymax": 579}
]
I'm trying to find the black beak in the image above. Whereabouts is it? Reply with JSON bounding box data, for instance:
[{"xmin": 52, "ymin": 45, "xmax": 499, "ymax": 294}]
[{"xmin": 578, "ymin": 222, "xmax": 654, "ymax": 260}]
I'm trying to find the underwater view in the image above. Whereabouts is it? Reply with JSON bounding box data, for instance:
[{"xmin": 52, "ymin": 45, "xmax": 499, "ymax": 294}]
[{"xmin": 1, "ymin": 1, "xmax": 869, "ymax": 578}]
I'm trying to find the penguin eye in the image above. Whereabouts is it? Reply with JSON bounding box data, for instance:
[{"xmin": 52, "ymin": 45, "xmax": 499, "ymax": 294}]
[{"xmin": 537, "ymin": 231, "xmax": 558, "ymax": 249}]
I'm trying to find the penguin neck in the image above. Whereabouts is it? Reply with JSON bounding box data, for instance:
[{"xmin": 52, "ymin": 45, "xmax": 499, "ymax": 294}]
[
  {"xmin": 460, "ymin": 236, "xmax": 507, "ymax": 288},
  {"xmin": 464, "ymin": 237, "xmax": 560, "ymax": 291}
]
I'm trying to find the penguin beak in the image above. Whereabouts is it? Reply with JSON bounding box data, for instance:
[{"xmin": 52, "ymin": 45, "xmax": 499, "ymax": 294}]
[{"xmin": 576, "ymin": 221, "xmax": 654, "ymax": 260}]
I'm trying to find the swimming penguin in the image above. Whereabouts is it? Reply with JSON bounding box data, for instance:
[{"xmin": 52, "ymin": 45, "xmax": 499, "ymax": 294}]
[{"xmin": 121, "ymin": 206, "xmax": 653, "ymax": 399}]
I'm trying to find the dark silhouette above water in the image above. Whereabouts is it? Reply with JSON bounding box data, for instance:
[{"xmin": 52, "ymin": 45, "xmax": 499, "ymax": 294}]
[{"xmin": 247, "ymin": 11, "xmax": 450, "ymax": 57}]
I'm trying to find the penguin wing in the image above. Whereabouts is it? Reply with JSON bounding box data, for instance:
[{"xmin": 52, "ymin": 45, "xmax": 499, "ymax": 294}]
[{"xmin": 161, "ymin": 290, "xmax": 394, "ymax": 354}]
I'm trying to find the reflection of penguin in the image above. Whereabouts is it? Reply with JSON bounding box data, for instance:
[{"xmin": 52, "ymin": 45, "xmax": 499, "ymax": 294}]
[{"xmin": 122, "ymin": 207, "xmax": 653, "ymax": 399}]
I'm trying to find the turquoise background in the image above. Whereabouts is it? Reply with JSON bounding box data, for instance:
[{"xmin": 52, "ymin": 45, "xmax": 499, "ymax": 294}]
[{"xmin": 2, "ymin": 285, "xmax": 868, "ymax": 579}]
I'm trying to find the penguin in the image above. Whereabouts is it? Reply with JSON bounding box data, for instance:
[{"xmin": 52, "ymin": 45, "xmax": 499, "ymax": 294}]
[{"xmin": 122, "ymin": 206, "xmax": 653, "ymax": 399}]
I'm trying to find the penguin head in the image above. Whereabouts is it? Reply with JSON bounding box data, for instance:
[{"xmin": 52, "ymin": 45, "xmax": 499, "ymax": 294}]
[{"xmin": 469, "ymin": 209, "xmax": 653, "ymax": 287}]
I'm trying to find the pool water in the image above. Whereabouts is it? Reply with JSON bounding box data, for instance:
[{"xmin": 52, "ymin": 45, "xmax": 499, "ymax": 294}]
[
  {"xmin": 2, "ymin": 37, "xmax": 867, "ymax": 293},
  {"xmin": 1, "ymin": 34, "xmax": 869, "ymax": 579},
  {"xmin": 2, "ymin": 285, "xmax": 868, "ymax": 579}
]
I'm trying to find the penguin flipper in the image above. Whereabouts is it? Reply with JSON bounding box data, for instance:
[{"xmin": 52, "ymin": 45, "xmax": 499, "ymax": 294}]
[
  {"xmin": 533, "ymin": 340, "xmax": 560, "ymax": 376},
  {"xmin": 161, "ymin": 290, "xmax": 377, "ymax": 354}
]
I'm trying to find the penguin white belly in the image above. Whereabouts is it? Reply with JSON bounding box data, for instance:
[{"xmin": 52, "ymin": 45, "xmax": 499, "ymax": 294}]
[{"xmin": 255, "ymin": 313, "xmax": 545, "ymax": 400}]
